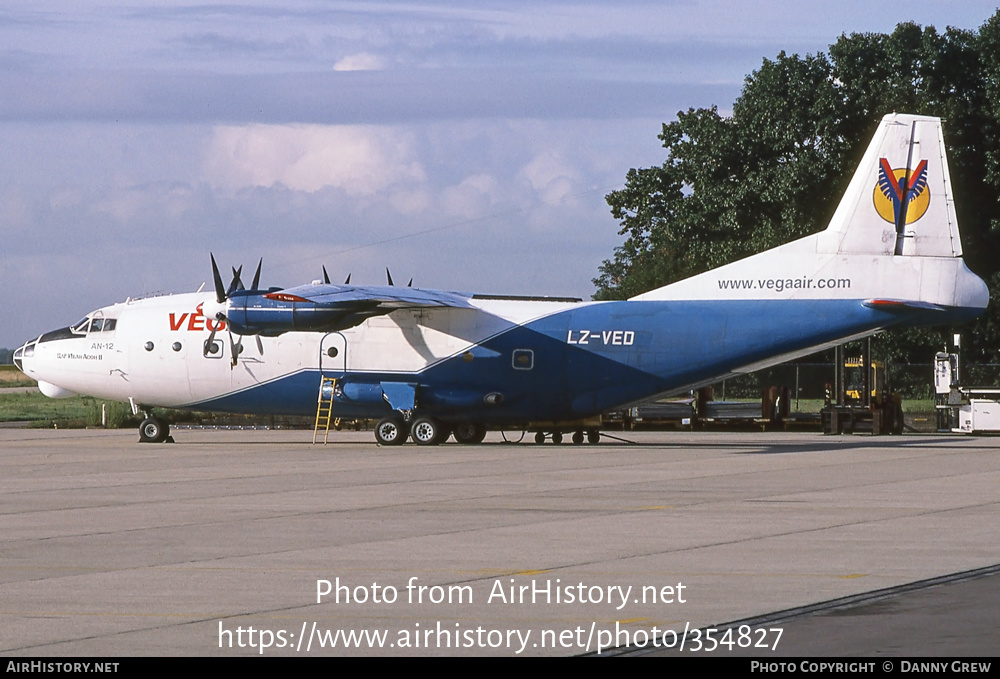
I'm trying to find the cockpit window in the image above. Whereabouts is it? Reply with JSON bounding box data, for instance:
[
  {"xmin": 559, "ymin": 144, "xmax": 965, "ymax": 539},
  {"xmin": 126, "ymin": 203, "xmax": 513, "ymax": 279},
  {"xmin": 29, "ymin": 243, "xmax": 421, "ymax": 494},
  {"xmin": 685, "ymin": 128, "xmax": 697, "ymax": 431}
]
[{"xmin": 70, "ymin": 316, "xmax": 117, "ymax": 334}]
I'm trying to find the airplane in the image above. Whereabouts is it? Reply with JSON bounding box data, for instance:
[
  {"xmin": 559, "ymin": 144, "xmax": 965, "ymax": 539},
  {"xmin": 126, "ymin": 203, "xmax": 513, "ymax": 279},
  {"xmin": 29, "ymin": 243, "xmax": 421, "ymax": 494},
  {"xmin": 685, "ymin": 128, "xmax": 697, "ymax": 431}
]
[{"xmin": 12, "ymin": 114, "xmax": 989, "ymax": 445}]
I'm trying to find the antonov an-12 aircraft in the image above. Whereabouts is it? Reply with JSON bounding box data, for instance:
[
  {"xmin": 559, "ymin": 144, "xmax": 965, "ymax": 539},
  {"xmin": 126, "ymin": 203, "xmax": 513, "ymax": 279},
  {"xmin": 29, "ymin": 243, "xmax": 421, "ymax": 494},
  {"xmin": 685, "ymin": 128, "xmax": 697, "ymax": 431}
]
[{"xmin": 14, "ymin": 114, "xmax": 989, "ymax": 445}]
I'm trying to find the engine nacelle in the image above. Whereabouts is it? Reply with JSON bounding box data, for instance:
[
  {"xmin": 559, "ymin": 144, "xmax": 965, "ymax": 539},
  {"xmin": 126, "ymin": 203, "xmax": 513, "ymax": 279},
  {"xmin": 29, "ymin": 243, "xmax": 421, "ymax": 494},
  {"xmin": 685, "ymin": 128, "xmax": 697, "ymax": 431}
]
[{"xmin": 225, "ymin": 291, "xmax": 383, "ymax": 335}]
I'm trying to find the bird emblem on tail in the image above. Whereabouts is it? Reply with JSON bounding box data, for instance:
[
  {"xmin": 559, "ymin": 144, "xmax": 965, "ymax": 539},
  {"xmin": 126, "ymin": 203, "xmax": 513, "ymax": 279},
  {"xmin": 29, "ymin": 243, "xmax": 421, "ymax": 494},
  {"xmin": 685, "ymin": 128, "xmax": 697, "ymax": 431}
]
[{"xmin": 874, "ymin": 157, "xmax": 930, "ymax": 225}]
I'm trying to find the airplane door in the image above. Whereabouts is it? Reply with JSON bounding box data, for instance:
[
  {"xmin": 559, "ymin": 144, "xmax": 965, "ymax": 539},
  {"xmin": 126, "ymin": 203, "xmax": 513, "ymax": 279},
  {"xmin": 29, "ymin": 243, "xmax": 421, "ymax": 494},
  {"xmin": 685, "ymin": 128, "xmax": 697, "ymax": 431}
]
[
  {"xmin": 186, "ymin": 333, "xmax": 232, "ymax": 402},
  {"xmin": 320, "ymin": 332, "xmax": 347, "ymax": 376}
]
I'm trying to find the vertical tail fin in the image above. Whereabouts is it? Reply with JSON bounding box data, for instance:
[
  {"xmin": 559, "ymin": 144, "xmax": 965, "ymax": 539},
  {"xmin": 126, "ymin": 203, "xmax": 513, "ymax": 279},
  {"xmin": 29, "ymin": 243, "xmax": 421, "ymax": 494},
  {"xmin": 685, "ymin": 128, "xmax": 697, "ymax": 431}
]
[
  {"xmin": 634, "ymin": 112, "xmax": 986, "ymax": 314},
  {"xmin": 818, "ymin": 113, "xmax": 962, "ymax": 257}
]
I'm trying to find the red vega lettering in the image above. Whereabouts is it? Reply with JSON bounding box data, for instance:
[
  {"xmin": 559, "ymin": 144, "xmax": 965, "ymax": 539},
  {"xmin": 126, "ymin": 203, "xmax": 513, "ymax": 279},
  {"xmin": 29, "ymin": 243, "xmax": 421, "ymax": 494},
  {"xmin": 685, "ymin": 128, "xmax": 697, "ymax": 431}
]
[
  {"xmin": 169, "ymin": 313, "xmax": 188, "ymax": 331},
  {"xmin": 169, "ymin": 304, "xmax": 226, "ymax": 332}
]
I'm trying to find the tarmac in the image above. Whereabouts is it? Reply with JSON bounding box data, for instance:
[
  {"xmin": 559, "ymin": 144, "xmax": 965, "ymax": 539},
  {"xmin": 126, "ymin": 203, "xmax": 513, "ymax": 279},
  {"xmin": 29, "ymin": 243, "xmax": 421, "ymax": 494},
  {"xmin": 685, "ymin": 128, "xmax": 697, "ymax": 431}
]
[{"xmin": 1, "ymin": 427, "xmax": 998, "ymax": 657}]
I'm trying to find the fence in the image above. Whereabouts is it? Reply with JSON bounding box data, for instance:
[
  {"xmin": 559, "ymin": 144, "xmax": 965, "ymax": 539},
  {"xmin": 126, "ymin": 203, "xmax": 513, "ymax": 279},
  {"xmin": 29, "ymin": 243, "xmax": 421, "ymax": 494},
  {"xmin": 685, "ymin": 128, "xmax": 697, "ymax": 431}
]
[{"xmin": 710, "ymin": 363, "xmax": 1000, "ymax": 404}]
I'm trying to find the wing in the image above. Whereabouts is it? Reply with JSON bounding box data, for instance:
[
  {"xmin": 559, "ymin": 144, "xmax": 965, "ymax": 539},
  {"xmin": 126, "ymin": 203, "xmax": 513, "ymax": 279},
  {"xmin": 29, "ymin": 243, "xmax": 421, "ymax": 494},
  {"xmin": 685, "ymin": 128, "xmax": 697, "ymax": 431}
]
[
  {"xmin": 278, "ymin": 283, "xmax": 476, "ymax": 310},
  {"xmin": 225, "ymin": 283, "xmax": 476, "ymax": 336}
]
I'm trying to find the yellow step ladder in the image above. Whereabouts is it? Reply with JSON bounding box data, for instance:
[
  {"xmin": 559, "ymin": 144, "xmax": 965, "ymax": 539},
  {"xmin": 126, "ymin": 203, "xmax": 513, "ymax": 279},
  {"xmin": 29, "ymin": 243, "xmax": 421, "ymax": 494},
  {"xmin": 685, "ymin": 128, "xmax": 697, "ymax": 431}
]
[{"xmin": 313, "ymin": 376, "xmax": 337, "ymax": 444}]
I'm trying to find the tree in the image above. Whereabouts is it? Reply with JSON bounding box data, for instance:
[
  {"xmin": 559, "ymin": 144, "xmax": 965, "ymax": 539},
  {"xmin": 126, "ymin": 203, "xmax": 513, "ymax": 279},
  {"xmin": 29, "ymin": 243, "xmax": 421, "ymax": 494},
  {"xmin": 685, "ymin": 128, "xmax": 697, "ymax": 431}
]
[{"xmin": 596, "ymin": 14, "xmax": 1000, "ymax": 362}]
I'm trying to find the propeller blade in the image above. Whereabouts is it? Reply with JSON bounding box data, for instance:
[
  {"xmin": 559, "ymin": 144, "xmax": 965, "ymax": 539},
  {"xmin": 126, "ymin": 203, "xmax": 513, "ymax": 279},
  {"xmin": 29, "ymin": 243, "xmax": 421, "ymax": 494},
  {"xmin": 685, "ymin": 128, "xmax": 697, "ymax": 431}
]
[
  {"xmin": 229, "ymin": 332, "xmax": 240, "ymax": 368},
  {"xmin": 227, "ymin": 265, "xmax": 244, "ymax": 295},
  {"xmin": 322, "ymin": 265, "xmax": 331, "ymax": 285},
  {"xmin": 251, "ymin": 258, "xmax": 262, "ymax": 291},
  {"xmin": 203, "ymin": 325, "xmax": 218, "ymax": 357},
  {"xmin": 386, "ymin": 268, "xmax": 394, "ymax": 286},
  {"xmin": 210, "ymin": 254, "xmax": 226, "ymax": 304}
]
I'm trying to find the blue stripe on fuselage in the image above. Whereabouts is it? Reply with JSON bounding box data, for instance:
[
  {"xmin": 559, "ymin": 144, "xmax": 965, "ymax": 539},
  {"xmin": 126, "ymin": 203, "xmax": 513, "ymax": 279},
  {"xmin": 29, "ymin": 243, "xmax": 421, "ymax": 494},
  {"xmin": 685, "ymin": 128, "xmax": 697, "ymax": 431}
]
[{"xmin": 188, "ymin": 299, "xmax": 964, "ymax": 421}]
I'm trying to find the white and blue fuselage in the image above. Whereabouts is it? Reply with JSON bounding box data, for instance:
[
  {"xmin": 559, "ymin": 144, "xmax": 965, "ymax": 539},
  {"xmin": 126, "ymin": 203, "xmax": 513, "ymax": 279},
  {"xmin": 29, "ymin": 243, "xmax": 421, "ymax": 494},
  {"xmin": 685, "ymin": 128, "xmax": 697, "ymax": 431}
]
[{"xmin": 14, "ymin": 114, "xmax": 990, "ymax": 443}]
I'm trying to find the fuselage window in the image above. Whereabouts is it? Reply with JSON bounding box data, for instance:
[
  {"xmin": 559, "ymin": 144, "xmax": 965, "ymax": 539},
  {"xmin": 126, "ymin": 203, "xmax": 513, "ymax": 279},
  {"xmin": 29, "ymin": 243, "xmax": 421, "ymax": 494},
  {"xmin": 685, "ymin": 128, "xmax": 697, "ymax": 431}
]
[
  {"xmin": 512, "ymin": 349, "xmax": 534, "ymax": 370},
  {"xmin": 204, "ymin": 339, "xmax": 224, "ymax": 358}
]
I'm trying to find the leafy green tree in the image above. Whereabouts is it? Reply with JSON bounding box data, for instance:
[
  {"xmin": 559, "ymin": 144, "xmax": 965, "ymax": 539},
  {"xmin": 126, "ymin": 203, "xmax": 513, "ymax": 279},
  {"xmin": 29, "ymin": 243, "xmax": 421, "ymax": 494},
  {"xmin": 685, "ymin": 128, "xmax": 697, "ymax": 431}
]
[{"xmin": 597, "ymin": 14, "xmax": 1000, "ymax": 362}]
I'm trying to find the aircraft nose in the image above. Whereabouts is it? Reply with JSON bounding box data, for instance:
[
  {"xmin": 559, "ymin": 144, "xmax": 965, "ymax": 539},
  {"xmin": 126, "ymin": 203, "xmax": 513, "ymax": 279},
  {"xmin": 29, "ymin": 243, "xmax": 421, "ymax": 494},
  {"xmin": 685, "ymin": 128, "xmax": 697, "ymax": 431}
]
[{"xmin": 12, "ymin": 338, "xmax": 36, "ymax": 373}]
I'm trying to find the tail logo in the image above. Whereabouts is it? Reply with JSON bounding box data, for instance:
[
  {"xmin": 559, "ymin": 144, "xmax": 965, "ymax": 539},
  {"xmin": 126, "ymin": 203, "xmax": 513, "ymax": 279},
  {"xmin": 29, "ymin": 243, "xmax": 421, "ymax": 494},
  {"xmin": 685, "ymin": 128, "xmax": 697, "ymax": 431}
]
[{"xmin": 873, "ymin": 158, "xmax": 930, "ymax": 225}]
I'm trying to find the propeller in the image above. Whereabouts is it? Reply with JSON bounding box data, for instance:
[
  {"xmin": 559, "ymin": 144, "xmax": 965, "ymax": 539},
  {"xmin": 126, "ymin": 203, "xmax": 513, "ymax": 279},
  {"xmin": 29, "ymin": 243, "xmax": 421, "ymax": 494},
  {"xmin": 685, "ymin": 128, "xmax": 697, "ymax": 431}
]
[
  {"xmin": 206, "ymin": 254, "xmax": 265, "ymax": 366},
  {"xmin": 205, "ymin": 254, "xmax": 228, "ymax": 357}
]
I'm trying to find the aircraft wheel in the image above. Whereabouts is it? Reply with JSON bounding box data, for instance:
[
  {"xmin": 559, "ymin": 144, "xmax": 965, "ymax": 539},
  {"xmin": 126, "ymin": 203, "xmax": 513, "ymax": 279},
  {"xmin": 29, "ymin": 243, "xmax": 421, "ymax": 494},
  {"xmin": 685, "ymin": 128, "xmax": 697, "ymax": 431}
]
[
  {"xmin": 453, "ymin": 422, "xmax": 487, "ymax": 445},
  {"xmin": 587, "ymin": 429, "xmax": 601, "ymax": 444},
  {"xmin": 534, "ymin": 431, "xmax": 545, "ymax": 445},
  {"xmin": 551, "ymin": 431, "xmax": 563, "ymax": 444},
  {"xmin": 375, "ymin": 416, "xmax": 408, "ymax": 446},
  {"xmin": 410, "ymin": 416, "xmax": 443, "ymax": 445},
  {"xmin": 139, "ymin": 416, "xmax": 169, "ymax": 443},
  {"xmin": 572, "ymin": 430, "xmax": 584, "ymax": 445}
]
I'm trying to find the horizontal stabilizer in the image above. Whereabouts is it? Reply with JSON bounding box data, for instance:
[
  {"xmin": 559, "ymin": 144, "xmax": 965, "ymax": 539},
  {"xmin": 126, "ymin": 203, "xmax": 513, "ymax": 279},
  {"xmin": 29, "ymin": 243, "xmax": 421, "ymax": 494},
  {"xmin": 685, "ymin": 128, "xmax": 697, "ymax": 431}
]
[{"xmin": 861, "ymin": 298, "xmax": 946, "ymax": 312}]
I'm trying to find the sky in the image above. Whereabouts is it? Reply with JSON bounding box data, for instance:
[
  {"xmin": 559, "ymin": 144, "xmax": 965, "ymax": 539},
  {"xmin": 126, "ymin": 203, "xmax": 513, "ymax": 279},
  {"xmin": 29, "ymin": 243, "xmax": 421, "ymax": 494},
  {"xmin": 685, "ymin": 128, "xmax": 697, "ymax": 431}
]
[{"xmin": 1, "ymin": 1, "xmax": 996, "ymax": 349}]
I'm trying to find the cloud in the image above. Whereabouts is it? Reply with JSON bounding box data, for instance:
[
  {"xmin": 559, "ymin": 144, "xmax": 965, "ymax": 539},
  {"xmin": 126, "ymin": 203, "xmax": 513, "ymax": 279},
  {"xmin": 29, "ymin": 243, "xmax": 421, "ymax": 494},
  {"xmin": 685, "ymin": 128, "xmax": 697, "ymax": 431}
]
[
  {"xmin": 519, "ymin": 151, "xmax": 578, "ymax": 203},
  {"xmin": 441, "ymin": 174, "xmax": 499, "ymax": 218},
  {"xmin": 333, "ymin": 52, "xmax": 387, "ymax": 71},
  {"xmin": 202, "ymin": 124, "xmax": 425, "ymax": 194}
]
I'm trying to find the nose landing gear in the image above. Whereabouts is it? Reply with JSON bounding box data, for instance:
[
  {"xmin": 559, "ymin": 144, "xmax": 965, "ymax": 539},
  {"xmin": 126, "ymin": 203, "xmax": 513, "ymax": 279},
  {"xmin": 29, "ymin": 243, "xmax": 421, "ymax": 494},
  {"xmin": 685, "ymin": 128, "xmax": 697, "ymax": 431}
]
[{"xmin": 138, "ymin": 414, "xmax": 172, "ymax": 443}]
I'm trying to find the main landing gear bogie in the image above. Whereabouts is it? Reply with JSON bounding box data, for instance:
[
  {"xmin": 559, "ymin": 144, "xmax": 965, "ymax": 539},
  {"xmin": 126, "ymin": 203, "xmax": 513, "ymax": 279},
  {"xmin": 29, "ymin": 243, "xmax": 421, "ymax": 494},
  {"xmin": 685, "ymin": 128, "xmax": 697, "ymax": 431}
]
[{"xmin": 374, "ymin": 415, "xmax": 488, "ymax": 446}]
